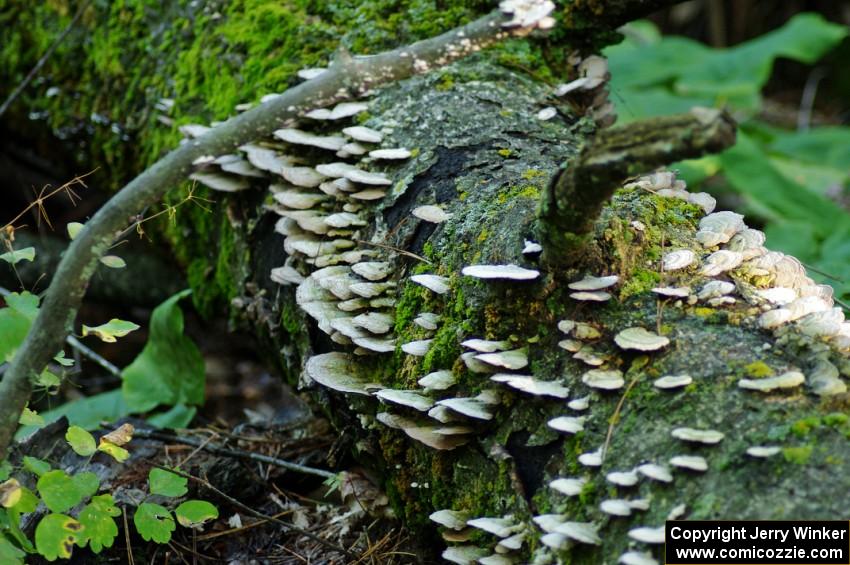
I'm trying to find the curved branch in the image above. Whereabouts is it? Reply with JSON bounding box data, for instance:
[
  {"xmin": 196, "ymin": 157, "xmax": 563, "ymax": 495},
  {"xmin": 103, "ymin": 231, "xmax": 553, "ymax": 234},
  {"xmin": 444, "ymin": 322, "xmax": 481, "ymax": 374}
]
[
  {"xmin": 0, "ymin": 8, "xmax": 549, "ymax": 457},
  {"xmin": 537, "ymin": 107, "xmax": 737, "ymax": 262}
]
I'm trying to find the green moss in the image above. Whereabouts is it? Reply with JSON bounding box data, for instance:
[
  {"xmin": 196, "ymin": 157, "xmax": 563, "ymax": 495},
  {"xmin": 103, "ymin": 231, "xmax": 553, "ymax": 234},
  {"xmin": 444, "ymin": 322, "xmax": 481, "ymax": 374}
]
[
  {"xmin": 744, "ymin": 361, "xmax": 774, "ymax": 378},
  {"xmin": 782, "ymin": 445, "xmax": 814, "ymax": 465},
  {"xmin": 497, "ymin": 148, "xmax": 513, "ymax": 158},
  {"xmin": 619, "ymin": 268, "xmax": 660, "ymax": 299},
  {"xmin": 790, "ymin": 417, "xmax": 820, "ymax": 437}
]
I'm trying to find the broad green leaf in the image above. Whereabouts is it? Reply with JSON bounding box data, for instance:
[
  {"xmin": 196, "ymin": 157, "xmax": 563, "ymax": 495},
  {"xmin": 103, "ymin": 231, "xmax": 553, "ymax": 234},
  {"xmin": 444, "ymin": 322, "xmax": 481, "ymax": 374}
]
[
  {"xmin": 0, "ymin": 479, "xmax": 21, "ymax": 508},
  {"xmin": 37, "ymin": 471, "xmax": 84, "ymax": 513},
  {"xmin": 0, "ymin": 247, "xmax": 35, "ymax": 265},
  {"xmin": 34, "ymin": 513, "xmax": 83, "ymax": 561},
  {"xmin": 99, "ymin": 255, "xmax": 126, "ymax": 269},
  {"xmin": 175, "ymin": 500, "xmax": 218, "ymax": 528},
  {"xmin": 122, "ymin": 290, "xmax": 205, "ymax": 412},
  {"xmin": 134, "ymin": 502, "xmax": 175, "ymax": 543},
  {"xmin": 719, "ymin": 132, "xmax": 850, "ymax": 234},
  {"xmin": 3, "ymin": 499, "xmax": 35, "ymax": 553},
  {"xmin": 18, "ymin": 406, "xmax": 44, "ymax": 428},
  {"xmin": 65, "ymin": 426, "xmax": 96, "ymax": 456},
  {"xmin": 0, "ymin": 292, "xmax": 38, "ymax": 363},
  {"xmin": 770, "ymin": 126, "xmax": 850, "ymax": 170},
  {"xmin": 147, "ymin": 404, "xmax": 197, "ymax": 429},
  {"xmin": 676, "ymin": 13, "xmax": 846, "ymax": 109},
  {"xmin": 72, "ymin": 472, "xmax": 100, "ymax": 500},
  {"xmin": 0, "ymin": 534, "xmax": 25, "ymax": 564},
  {"xmin": 81, "ymin": 319, "xmax": 140, "ymax": 343},
  {"xmin": 0, "ymin": 461, "xmax": 11, "ymax": 481},
  {"xmin": 67, "ymin": 222, "xmax": 84, "ymax": 240},
  {"xmin": 23, "ymin": 456, "xmax": 50, "ymax": 477},
  {"xmin": 77, "ymin": 495, "xmax": 119, "ymax": 553},
  {"xmin": 149, "ymin": 468, "xmax": 188, "ymax": 498},
  {"xmin": 96, "ymin": 442, "xmax": 129, "ymax": 463}
]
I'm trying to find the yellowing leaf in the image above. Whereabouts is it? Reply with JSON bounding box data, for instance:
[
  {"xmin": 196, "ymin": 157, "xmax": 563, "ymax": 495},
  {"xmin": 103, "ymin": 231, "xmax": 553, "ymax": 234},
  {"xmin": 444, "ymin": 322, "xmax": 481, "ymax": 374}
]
[
  {"xmin": 0, "ymin": 479, "xmax": 22, "ymax": 508},
  {"xmin": 19, "ymin": 405, "xmax": 45, "ymax": 427},
  {"xmin": 0, "ymin": 247, "xmax": 35, "ymax": 265},
  {"xmin": 35, "ymin": 513, "xmax": 84, "ymax": 561},
  {"xmin": 99, "ymin": 255, "xmax": 126, "ymax": 269},
  {"xmin": 175, "ymin": 500, "xmax": 218, "ymax": 528},
  {"xmin": 67, "ymin": 222, "xmax": 84, "ymax": 240},
  {"xmin": 96, "ymin": 442, "xmax": 129, "ymax": 463},
  {"xmin": 97, "ymin": 423, "xmax": 134, "ymax": 462},
  {"xmin": 100, "ymin": 423, "xmax": 134, "ymax": 446},
  {"xmin": 81, "ymin": 319, "xmax": 139, "ymax": 343}
]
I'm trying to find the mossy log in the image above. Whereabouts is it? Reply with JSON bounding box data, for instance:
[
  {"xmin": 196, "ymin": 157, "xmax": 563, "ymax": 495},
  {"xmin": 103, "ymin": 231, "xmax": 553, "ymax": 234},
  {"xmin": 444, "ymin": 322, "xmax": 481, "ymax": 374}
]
[{"xmin": 4, "ymin": 3, "xmax": 850, "ymax": 564}]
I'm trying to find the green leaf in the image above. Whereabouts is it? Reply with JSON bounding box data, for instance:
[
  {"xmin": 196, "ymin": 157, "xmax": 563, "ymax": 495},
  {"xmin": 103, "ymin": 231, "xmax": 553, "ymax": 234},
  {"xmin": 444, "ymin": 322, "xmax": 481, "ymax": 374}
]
[
  {"xmin": 66, "ymin": 222, "xmax": 84, "ymax": 240},
  {"xmin": 770, "ymin": 126, "xmax": 850, "ymax": 171},
  {"xmin": 18, "ymin": 406, "xmax": 44, "ymax": 428},
  {"xmin": 23, "ymin": 456, "xmax": 50, "ymax": 477},
  {"xmin": 81, "ymin": 319, "xmax": 140, "ymax": 343},
  {"xmin": 149, "ymin": 468, "xmax": 188, "ymax": 498},
  {"xmin": 53, "ymin": 351, "xmax": 74, "ymax": 367},
  {"xmin": 0, "ymin": 461, "xmax": 11, "ymax": 481},
  {"xmin": 34, "ymin": 513, "xmax": 84, "ymax": 561},
  {"xmin": 122, "ymin": 290, "xmax": 205, "ymax": 412},
  {"xmin": 147, "ymin": 404, "xmax": 196, "ymax": 429},
  {"xmin": 72, "ymin": 472, "xmax": 100, "ymax": 500},
  {"xmin": 37, "ymin": 471, "xmax": 84, "ymax": 513},
  {"xmin": 77, "ymin": 495, "xmax": 119, "ymax": 553},
  {"xmin": 720, "ymin": 132, "xmax": 850, "ymax": 234},
  {"xmin": 0, "ymin": 247, "xmax": 35, "ymax": 265},
  {"xmin": 65, "ymin": 426, "xmax": 96, "ymax": 456},
  {"xmin": 133, "ymin": 502, "xmax": 175, "ymax": 544},
  {"xmin": 0, "ymin": 534, "xmax": 25, "ymax": 564},
  {"xmin": 34, "ymin": 370, "xmax": 61, "ymax": 391},
  {"xmin": 0, "ymin": 292, "xmax": 38, "ymax": 363},
  {"xmin": 99, "ymin": 255, "xmax": 126, "ymax": 269},
  {"xmin": 175, "ymin": 500, "xmax": 218, "ymax": 528}
]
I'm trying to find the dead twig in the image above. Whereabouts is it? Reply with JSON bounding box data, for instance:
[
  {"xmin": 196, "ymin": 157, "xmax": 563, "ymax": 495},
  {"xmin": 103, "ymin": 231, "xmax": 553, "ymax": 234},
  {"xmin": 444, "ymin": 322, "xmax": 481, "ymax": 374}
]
[{"xmin": 151, "ymin": 464, "xmax": 357, "ymax": 560}]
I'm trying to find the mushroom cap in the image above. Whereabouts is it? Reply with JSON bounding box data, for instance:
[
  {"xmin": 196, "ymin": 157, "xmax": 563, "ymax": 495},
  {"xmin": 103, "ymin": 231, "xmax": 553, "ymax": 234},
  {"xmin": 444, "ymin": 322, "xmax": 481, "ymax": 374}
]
[
  {"xmin": 549, "ymin": 477, "xmax": 586, "ymax": 496},
  {"xmin": 614, "ymin": 327, "xmax": 670, "ymax": 351},
  {"xmin": 653, "ymin": 375, "xmax": 693, "ymax": 390},
  {"xmin": 461, "ymin": 264, "xmax": 540, "ymax": 280},
  {"xmin": 628, "ymin": 526, "xmax": 666, "ymax": 544},
  {"xmin": 582, "ymin": 369, "xmax": 625, "ymax": 390},
  {"xmin": 636, "ymin": 463, "xmax": 673, "ymax": 483},
  {"xmin": 410, "ymin": 274, "xmax": 450, "ymax": 294},
  {"xmin": 568, "ymin": 275, "xmax": 619, "ymax": 291},
  {"xmin": 738, "ymin": 371, "xmax": 805, "ymax": 392},
  {"xmin": 304, "ymin": 352, "xmax": 380, "ymax": 395},
  {"xmin": 342, "ymin": 125, "xmax": 383, "ymax": 143},
  {"xmin": 669, "ymin": 455, "xmax": 708, "ymax": 472},
  {"xmin": 661, "ymin": 249, "xmax": 696, "ymax": 271},
  {"xmin": 375, "ymin": 389, "xmax": 434, "ymax": 411},
  {"xmin": 412, "ymin": 205, "xmax": 452, "ymax": 223},
  {"xmin": 491, "ymin": 374, "xmax": 570, "ymax": 398},
  {"xmin": 671, "ymin": 427, "xmax": 725, "ymax": 444},
  {"xmin": 553, "ymin": 521, "xmax": 601, "ymax": 545},
  {"xmin": 547, "ymin": 416, "xmax": 585, "ymax": 434}
]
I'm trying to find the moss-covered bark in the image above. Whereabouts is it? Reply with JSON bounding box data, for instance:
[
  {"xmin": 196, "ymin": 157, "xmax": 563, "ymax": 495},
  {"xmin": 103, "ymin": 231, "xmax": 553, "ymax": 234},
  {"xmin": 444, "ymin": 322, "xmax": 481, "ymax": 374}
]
[{"xmin": 4, "ymin": 2, "xmax": 850, "ymax": 563}]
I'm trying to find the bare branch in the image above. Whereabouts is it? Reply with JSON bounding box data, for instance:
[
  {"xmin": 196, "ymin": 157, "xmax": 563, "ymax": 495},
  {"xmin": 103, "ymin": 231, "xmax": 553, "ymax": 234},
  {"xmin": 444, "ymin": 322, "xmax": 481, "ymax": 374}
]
[{"xmin": 537, "ymin": 107, "xmax": 737, "ymax": 262}]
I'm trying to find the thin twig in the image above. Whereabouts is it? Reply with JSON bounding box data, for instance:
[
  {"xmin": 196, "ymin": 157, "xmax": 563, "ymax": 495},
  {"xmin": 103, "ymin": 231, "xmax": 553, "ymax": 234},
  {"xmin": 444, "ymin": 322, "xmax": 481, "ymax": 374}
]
[
  {"xmin": 0, "ymin": 285, "xmax": 121, "ymax": 378},
  {"xmin": 601, "ymin": 374, "xmax": 641, "ymax": 463},
  {"xmin": 0, "ymin": 0, "xmax": 92, "ymax": 118},
  {"xmin": 134, "ymin": 428, "xmax": 336, "ymax": 480},
  {"xmin": 354, "ymin": 239, "xmax": 431, "ymax": 264},
  {"xmin": 151, "ymin": 464, "xmax": 356, "ymax": 560}
]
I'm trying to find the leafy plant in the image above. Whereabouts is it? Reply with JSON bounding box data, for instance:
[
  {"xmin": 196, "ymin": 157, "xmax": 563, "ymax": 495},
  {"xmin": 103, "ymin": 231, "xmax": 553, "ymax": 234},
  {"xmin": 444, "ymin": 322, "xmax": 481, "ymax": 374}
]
[
  {"xmin": 604, "ymin": 13, "xmax": 850, "ymax": 298},
  {"xmin": 0, "ymin": 422, "xmax": 218, "ymax": 562}
]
